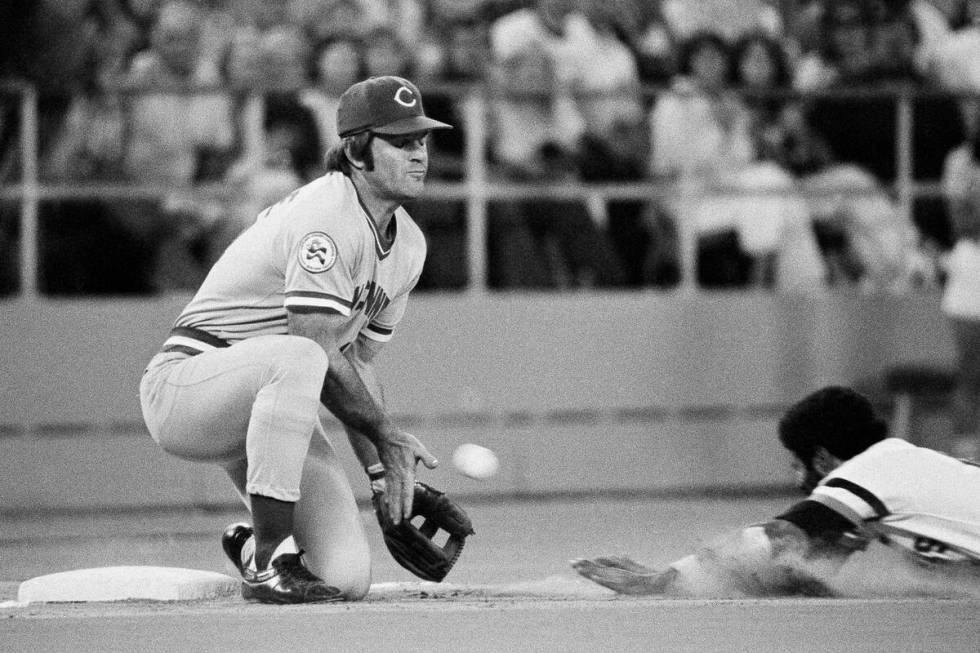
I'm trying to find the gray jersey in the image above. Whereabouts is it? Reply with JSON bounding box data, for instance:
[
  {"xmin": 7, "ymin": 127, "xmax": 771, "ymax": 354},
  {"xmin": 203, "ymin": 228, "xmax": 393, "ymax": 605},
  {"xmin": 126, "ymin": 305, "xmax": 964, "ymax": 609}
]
[{"xmin": 165, "ymin": 171, "xmax": 426, "ymax": 351}]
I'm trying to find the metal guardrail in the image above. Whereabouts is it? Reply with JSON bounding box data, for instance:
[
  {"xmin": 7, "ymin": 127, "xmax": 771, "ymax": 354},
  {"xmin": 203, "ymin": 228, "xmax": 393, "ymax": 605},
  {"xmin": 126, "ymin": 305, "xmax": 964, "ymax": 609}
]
[{"xmin": 0, "ymin": 82, "xmax": 970, "ymax": 298}]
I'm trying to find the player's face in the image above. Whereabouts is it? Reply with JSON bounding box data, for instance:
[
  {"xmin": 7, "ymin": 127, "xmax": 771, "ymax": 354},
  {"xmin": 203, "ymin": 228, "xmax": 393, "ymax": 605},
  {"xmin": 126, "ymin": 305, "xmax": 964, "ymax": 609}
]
[
  {"xmin": 791, "ymin": 457, "xmax": 823, "ymax": 495},
  {"xmin": 366, "ymin": 131, "xmax": 431, "ymax": 201}
]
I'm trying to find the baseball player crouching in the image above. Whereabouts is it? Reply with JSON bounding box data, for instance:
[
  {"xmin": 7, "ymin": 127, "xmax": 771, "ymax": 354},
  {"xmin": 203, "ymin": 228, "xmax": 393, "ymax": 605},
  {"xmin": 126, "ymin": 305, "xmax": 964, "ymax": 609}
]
[
  {"xmin": 139, "ymin": 76, "xmax": 473, "ymax": 604},
  {"xmin": 573, "ymin": 386, "xmax": 980, "ymax": 597}
]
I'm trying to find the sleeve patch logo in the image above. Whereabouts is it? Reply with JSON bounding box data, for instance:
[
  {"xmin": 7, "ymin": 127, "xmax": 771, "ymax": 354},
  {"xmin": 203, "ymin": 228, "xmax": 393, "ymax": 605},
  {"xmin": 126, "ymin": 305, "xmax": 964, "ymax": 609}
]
[{"xmin": 298, "ymin": 232, "xmax": 337, "ymax": 273}]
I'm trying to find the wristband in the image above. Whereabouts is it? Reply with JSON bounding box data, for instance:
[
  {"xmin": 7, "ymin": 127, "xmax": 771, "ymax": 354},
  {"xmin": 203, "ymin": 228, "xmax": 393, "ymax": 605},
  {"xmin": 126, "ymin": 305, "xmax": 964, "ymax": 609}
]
[{"xmin": 366, "ymin": 463, "xmax": 386, "ymax": 493}]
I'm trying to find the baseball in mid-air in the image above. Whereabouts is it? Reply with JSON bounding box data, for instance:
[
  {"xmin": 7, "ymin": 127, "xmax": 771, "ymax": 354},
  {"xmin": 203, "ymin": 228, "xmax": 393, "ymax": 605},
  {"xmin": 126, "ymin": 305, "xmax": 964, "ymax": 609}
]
[{"xmin": 452, "ymin": 443, "xmax": 499, "ymax": 480}]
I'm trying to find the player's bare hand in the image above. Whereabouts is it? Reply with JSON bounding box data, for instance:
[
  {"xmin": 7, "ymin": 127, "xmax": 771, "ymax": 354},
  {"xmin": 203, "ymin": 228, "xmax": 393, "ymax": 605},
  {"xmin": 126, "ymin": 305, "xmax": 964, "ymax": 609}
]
[
  {"xmin": 377, "ymin": 429, "xmax": 438, "ymax": 524},
  {"xmin": 570, "ymin": 556, "xmax": 672, "ymax": 595}
]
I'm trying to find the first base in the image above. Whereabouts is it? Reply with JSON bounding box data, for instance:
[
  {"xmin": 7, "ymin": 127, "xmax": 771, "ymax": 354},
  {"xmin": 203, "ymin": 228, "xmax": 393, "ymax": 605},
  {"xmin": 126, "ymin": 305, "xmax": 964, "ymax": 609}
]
[{"xmin": 17, "ymin": 566, "xmax": 239, "ymax": 603}]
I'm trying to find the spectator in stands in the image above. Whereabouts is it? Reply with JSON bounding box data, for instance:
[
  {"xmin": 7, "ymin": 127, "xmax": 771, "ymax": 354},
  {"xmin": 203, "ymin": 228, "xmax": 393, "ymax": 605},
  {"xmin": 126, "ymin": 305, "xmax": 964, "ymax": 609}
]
[
  {"xmin": 649, "ymin": 31, "xmax": 824, "ymax": 291},
  {"xmin": 485, "ymin": 3, "xmax": 629, "ymax": 289},
  {"xmin": 485, "ymin": 2, "xmax": 586, "ymax": 288},
  {"xmin": 789, "ymin": 0, "xmax": 945, "ymax": 86},
  {"xmin": 361, "ymin": 25, "xmax": 414, "ymax": 78},
  {"xmin": 216, "ymin": 95, "xmax": 319, "ymax": 261},
  {"xmin": 733, "ymin": 32, "xmax": 795, "ymax": 167},
  {"xmin": 780, "ymin": 1, "xmax": 951, "ymax": 291},
  {"xmin": 539, "ymin": 2, "xmax": 661, "ymax": 287},
  {"xmin": 0, "ymin": 1, "xmax": 141, "ymax": 182},
  {"xmin": 928, "ymin": 0, "xmax": 980, "ymax": 134},
  {"xmin": 360, "ymin": 0, "xmax": 428, "ymax": 57},
  {"xmin": 421, "ymin": 11, "xmax": 492, "ymax": 181},
  {"xmin": 119, "ymin": 0, "xmax": 177, "ymax": 58},
  {"xmin": 802, "ymin": 0, "xmax": 965, "ymax": 273},
  {"xmin": 212, "ymin": 9, "xmax": 324, "ymax": 270},
  {"xmin": 793, "ymin": 0, "xmax": 877, "ymax": 90},
  {"xmin": 796, "ymin": 0, "xmax": 952, "ymax": 87},
  {"xmin": 300, "ymin": 36, "xmax": 364, "ymax": 155},
  {"xmin": 226, "ymin": 1, "xmax": 310, "ymax": 93},
  {"xmin": 43, "ymin": 3, "xmax": 133, "ymax": 184},
  {"xmin": 488, "ymin": 0, "xmax": 585, "ymax": 172},
  {"xmin": 731, "ymin": 30, "xmax": 832, "ymax": 291},
  {"xmin": 648, "ymin": 31, "xmax": 749, "ymax": 288},
  {"xmin": 873, "ymin": 0, "xmax": 952, "ymax": 75},
  {"xmin": 660, "ymin": 0, "xmax": 784, "ymax": 44},
  {"xmin": 782, "ymin": 0, "xmax": 822, "ymax": 60},
  {"xmin": 628, "ymin": 0, "xmax": 678, "ymax": 87},
  {"xmin": 403, "ymin": 11, "xmax": 493, "ymax": 290},
  {"xmin": 576, "ymin": 112, "xmax": 677, "ymax": 287},
  {"xmin": 291, "ymin": 0, "xmax": 375, "ymax": 44},
  {"xmin": 940, "ymin": 128, "xmax": 980, "ymax": 461},
  {"xmin": 24, "ymin": 0, "xmax": 161, "ymax": 295},
  {"xmin": 124, "ymin": 0, "xmax": 235, "ymax": 184},
  {"xmin": 570, "ymin": 2, "xmax": 645, "ymax": 141},
  {"xmin": 508, "ymin": 141, "xmax": 626, "ymax": 289},
  {"xmin": 120, "ymin": 0, "xmax": 237, "ymax": 291}
]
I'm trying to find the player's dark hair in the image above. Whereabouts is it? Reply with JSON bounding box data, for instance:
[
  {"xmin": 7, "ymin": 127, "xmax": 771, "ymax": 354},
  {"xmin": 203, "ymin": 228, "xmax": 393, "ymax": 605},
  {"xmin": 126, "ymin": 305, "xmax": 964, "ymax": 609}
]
[
  {"xmin": 324, "ymin": 132, "xmax": 375, "ymax": 174},
  {"xmin": 778, "ymin": 386, "xmax": 888, "ymax": 462}
]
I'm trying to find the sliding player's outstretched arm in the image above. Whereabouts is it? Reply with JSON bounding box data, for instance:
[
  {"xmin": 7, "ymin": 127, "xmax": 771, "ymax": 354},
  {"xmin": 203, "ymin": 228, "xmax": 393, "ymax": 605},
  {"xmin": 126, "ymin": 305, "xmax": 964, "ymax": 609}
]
[{"xmin": 573, "ymin": 517, "xmax": 859, "ymax": 598}]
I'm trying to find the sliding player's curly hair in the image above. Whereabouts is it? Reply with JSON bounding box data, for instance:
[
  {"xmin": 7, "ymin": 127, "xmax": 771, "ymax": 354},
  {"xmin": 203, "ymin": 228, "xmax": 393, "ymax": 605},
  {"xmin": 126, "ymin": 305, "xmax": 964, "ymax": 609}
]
[
  {"xmin": 324, "ymin": 132, "xmax": 375, "ymax": 175},
  {"xmin": 778, "ymin": 386, "xmax": 888, "ymax": 462}
]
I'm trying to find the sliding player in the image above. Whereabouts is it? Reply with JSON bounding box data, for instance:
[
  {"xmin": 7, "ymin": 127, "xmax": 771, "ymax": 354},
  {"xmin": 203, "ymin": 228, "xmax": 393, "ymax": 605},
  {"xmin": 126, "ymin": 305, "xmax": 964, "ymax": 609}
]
[{"xmin": 573, "ymin": 386, "xmax": 980, "ymax": 596}]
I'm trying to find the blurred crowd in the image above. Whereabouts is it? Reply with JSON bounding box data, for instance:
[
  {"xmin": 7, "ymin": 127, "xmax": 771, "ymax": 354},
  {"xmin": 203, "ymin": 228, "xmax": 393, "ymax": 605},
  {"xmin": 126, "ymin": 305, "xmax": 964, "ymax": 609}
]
[{"xmin": 1, "ymin": 0, "xmax": 980, "ymax": 295}]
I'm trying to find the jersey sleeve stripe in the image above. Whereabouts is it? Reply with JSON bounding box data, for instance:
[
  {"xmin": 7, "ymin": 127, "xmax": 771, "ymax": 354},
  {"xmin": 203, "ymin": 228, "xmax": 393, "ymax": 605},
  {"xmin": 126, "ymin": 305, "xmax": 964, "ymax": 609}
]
[
  {"xmin": 811, "ymin": 478, "xmax": 890, "ymax": 523},
  {"xmin": 285, "ymin": 290, "xmax": 353, "ymax": 308},
  {"xmin": 284, "ymin": 294, "xmax": 352, "ymax": 315},
  {"xmin": 823, "ymin": 478, "xmax": 890, "ymax": 517},
  {"xmin": 285, "ymin": 304, "xmax": 349, "ymax": 316},
  {"xmin": 361, "ymin": 325, "xmax": 394, "ymax": 342},
  {"xmin": 367, "ymin": 323, "xmax": 394, "ymax": 336}
]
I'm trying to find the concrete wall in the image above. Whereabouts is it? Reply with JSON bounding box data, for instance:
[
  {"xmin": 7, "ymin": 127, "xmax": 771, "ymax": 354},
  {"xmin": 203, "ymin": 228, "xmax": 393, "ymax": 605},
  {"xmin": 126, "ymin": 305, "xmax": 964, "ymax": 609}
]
[{"xmin": 0, "ymin": 291, "xmax": 956, "ymax": 513}]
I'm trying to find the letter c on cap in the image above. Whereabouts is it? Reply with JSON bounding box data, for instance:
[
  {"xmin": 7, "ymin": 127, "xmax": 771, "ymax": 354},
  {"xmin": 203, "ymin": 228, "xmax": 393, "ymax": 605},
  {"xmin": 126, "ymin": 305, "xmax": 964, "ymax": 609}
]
[{"xmin": 394, "ymin": 86, "xmax": 417, "ymax": 107}]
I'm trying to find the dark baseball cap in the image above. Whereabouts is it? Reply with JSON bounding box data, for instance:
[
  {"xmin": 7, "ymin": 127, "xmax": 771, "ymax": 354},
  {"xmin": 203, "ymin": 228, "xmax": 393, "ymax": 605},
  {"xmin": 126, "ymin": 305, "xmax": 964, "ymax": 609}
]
[{"xmin": 336, "ymin": 76, "xmax": 452, "ymax": 138}]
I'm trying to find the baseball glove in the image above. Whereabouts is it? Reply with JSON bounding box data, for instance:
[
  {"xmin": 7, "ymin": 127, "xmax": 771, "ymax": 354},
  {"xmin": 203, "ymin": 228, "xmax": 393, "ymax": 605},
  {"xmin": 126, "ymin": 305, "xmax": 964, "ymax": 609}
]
[{"xmin": 371, "ymin": 480, "xmax": 475, "ymax": 582}]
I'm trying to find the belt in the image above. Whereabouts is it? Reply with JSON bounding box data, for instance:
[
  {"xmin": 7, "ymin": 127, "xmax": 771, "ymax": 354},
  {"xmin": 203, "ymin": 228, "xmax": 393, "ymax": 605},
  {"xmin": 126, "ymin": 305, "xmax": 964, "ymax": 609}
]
[{"xmin": 161, "ymin": 326, "xmax": 230, "ymax": 356}]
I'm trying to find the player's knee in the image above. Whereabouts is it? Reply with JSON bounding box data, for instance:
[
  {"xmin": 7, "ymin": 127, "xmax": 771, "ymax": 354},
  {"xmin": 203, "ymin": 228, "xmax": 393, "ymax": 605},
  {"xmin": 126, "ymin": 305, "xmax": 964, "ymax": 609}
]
[
  {"xmin": 324, "ymin": 555, "xmax": 371, "ymax": 601},
  {"xmin": 339, "ymin": 573, "xmax": 371, "ymax": 602},
  {"xmin": 274, "ymin": 336, "xmax": 329, "ymax": 386},
  {"xmin": 280, "ymin": 335, "xmax": 328, "ymax": 369}
]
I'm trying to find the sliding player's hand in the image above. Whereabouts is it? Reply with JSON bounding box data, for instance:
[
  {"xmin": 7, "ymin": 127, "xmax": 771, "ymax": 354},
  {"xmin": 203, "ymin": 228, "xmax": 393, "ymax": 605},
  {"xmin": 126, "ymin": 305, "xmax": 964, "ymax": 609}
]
[{"xmin": 571, "ymin": 556, "xmax": 673, "ymax": 595}]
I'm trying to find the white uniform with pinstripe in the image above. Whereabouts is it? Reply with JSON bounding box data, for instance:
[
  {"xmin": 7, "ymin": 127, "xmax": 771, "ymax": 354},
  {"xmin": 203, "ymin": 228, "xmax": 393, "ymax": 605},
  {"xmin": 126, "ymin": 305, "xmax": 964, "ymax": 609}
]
[{"xmin": 139, "ymin": 171, "xmax": 425, "ymax": 597}]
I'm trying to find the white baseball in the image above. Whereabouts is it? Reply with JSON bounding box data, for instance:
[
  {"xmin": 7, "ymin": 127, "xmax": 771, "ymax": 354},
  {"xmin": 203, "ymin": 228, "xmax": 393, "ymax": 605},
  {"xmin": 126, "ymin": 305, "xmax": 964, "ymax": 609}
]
[{"xmin": 452, "ymin": 443, "xmax": 499, "ymax": 480}]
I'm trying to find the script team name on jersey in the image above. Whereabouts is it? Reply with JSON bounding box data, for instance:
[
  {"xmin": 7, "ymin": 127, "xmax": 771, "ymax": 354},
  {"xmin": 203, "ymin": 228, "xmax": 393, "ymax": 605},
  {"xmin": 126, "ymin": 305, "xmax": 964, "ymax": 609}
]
[{"xmin": 352, "ymin": 281, "xmax": 391, "ymax": 321}]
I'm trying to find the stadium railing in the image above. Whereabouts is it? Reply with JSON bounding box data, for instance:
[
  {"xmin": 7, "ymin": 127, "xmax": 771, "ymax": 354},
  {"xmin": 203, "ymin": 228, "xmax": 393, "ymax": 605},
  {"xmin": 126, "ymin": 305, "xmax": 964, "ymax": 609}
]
[{"xmin": 0, "ymin": 80, "xmax": 970, "ymax": 298}]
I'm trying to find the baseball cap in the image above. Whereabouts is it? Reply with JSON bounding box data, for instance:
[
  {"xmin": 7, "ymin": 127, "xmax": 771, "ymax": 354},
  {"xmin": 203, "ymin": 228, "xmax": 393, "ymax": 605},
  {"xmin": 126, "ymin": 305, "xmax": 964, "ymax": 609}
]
[{"xmin": 336, "ymin": 76, "xmax": 452, "ymax": 138}]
